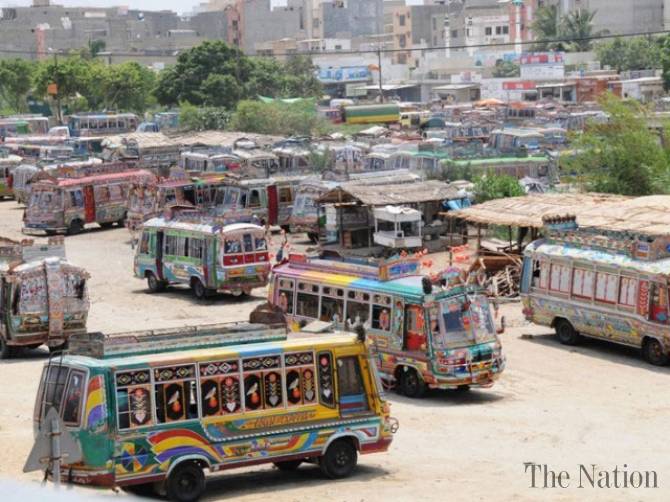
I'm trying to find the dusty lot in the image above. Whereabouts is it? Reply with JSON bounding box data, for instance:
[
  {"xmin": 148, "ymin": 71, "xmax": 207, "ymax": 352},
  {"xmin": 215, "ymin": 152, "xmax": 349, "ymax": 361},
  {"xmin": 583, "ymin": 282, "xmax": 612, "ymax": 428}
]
[{"xmin": 0, "ymin": 200, "xmax": 668, "ymax": 502}]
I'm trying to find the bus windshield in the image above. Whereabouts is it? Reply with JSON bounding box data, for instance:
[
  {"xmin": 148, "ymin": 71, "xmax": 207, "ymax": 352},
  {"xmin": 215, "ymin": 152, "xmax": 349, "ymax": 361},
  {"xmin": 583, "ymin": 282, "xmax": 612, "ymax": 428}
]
[
  {"xmin": 432, "ymin": 295, "xmax": 496, "ymax": 349},
  {"xmin": 28, "ymin": 189, "xmax": 63, "ymax": 212},
  {"xmin": 34, "ymin": 364, "xmax": 86, "ymax": 428}
]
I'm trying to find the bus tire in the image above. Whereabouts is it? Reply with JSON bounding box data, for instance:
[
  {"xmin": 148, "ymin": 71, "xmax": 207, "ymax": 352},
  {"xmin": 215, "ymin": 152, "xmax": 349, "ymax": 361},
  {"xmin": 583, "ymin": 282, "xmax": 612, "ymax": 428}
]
[
  {"xmin": 273, "ymin": 459, "xmax": 303, "ymax": 471},
  {"xmin": 0, "ymin": 337, "xmax": 17, "ymax": 359},
  {"xmin": 117, "ymin": 213, "xmax": 127, "ymax": 227},
  {"xmin": 191, "ymin": 278, "xmax": 208, "ymax": 300},
  {"xmin": 281, "ymin": 224, "xmax": 291, "ymax": 233},
  {"xmin": 99, "ymin": 222, "xmax": 114, "ymax": 229},
  {"xmin": 308, "ymin": 232, "xmax": 319, "ymax": 244},
  {"xmin": 400, "ymin": 367, "xmax": 426, "ymax": 398},
  {"xmin": 67, "ymin": 219, "xmax": 84, "ymax": 235},
  {"xmin": 147, "ymin": 272, "xmax": 166, "ymax": 293},
  {"xmin": 165, "ymin": 462, "xmax": 205, "ymax": 502},
  {"xmin": 642, "ymin": 338, "xmax": 668, "ymax": 366},
  {"xmin": 555, "ymin": 318, "xmax": 580, "ymax": 345},
  {"xmin": 319, "ymin": 439, "xmax": 358, "ymax": 479}
]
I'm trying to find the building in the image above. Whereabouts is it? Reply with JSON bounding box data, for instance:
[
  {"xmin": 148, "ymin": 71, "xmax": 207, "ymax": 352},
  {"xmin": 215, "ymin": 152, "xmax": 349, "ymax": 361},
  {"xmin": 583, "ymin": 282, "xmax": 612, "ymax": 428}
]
[
  {"xmin": 318, "ymin": 0, "xmax": 384, "ymax": 39},
  {"xmin": 554, "ymin": 0, "xmax": 664, "ymax": 35}
]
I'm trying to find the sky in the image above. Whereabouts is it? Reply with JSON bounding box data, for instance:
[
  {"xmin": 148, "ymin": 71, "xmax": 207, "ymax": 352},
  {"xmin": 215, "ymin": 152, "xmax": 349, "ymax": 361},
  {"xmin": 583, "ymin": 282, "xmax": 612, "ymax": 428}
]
[{"xmin": 5, "ymin": 0, "xmax": 288, "ymax": 15}]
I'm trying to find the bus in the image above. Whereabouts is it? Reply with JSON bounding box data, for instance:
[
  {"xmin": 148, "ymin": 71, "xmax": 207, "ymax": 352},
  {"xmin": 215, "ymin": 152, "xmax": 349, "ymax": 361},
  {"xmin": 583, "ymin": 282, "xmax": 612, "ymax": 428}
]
[
  {"xmin": 520, "ymin": 216, "xmax": 670, "ymax": 366},
  {"xmin": 0, "ymin": 153, "xmax": 22, "ymax": 199},
  {"xmin": 270, "ymin": 253, "xmax": 506, "ymax": 397},
  {"xmin": 68, "ymin": 113, "xmax": 138, "ymax": 137},
  {"xmin": 134, "ymin": 211, "xmax": 271, "ymax": 299},
  {"xmin": 23, "ymin": 166, "xmax": 156, "ymax": 235},
  {"xmin": 11, "ymin": 164, "xmax": 40, "ymax": 204},
  {"xmin": 180, "ymin": 151, "xmax": 240, "ymax": 174},
  {"xmin": 30, "ymin": 323, "xmax": 396, "ymax": 500},
  {"xmin": 0, "ymin": 236, "xmax": 89, "ymax": 358}
]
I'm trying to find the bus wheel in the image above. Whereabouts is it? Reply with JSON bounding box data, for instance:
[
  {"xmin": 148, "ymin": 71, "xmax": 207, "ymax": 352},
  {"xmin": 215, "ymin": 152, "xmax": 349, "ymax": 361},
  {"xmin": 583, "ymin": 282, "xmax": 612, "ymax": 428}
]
[
  {"xmin": 49, "ymin": 342, "xmax": 67, "ymax": 354},
  {"xmin": 273, "ymin": 459, "xmax": 303, "ymax": 471},
  {"xmin": 99, "ymin": 222, "xmax": 114, "ymax": 229},
  {"xmin": 555, "ymin": 319, "xmax": 580, "ymax": 345},
  {"xmin": 191, "ymin": 278, "xmax": 208, "ymax": 300},
  {"xmin": 400, "ymin": 368, "xmax": 426, "ymax": 398},
  {"xmin": 165, "ymin": 462, "xmax": 205, "ymax": 502},
  {"xmin": 400, "ymin": 367, "xmax": 426, "ymax": 398},
  {"xmin": 0, "ymin": 338, "xmax": 17, "ymax": 359},
  {"xmin": 642, "ymin": 338, "xmax": 669, "ymax": 366},
  {"xmin": 117, "ymin": 214, "xmax": 127, "ymax": 227},
  {"xmin": 319, "ymin": 439, "xmax": 358, "ymax": 479},
  {"xmin": 67, "ymin": 219, "xmax": 83, "ymax": 235},
  {"xmin": 308, "ymin": 232, "xmax": 319, "ymax": 244},
  {"xmin": 147, "ymin": 272, "xmax": 166, "ymax": 293}
]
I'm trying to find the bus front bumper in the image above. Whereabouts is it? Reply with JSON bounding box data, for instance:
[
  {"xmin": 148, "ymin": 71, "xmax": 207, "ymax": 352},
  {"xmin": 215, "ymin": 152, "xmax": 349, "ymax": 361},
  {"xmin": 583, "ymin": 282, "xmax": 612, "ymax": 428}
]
[{"xmin": 22, "ymin": 223, "xmax": 67, "ymax": 235}]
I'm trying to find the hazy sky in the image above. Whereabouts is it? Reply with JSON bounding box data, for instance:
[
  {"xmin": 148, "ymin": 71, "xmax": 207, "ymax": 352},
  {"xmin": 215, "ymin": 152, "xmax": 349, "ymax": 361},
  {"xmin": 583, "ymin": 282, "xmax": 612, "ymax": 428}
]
[{"xmin": 5, "ymin": 0, "xmax": 288, "ymax": 15}]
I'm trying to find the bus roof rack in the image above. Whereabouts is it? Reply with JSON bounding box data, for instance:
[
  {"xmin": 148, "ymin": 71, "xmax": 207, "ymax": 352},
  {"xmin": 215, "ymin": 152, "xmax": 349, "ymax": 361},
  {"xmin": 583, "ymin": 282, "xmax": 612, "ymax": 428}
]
[
  {"xmin": 287, "ymin": 252, "xmax": 422, "ymax": 282},
  {"xmin": 67, "ymin": 322, "xmax": 287, "ymax": 359}
]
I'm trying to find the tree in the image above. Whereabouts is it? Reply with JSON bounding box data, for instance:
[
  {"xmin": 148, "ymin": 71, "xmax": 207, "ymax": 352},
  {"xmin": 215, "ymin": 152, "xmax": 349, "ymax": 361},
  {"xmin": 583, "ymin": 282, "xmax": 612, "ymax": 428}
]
[
  {"xmin": 88, "ymin": 39, "xmax": 106, "ymax": 59},
  {"xmin": 492, "ymin": 60, "xmax": 520, "ymax": 78},
  {"xmin": 33, "ymin": 55, "xmax": 94, "ymax": 113},
  {"xmin": 532, "ymin": 5, "xmax": 561, "ymax": 51},
  {"xmin": 97, "ymin": 61, "xmax": 157, "ymax": 113},
  {"xmin": 229, "ymin": 99, "xmax": 325, "ymax": 136},
  {"xmin": 564, "ymin": 94, "xmax": 670, "ymax": 195},
  {"xmin": 201, "ymin": 74, "xmax": 242, "ymax": 108},
  {"xmin": 0, "ymin": 59, "xmax": 35, "ymax": 112},
  {"xmin": 595, "ymin": 37, "xmax": 665, "ymax": 73},
  {"xmin": 561, "ymin": 9, "xmax": 606, "ymax": 52},
  {"xmin": 474, "ymin": 174, "xmax": 525, "ymax": 203}
]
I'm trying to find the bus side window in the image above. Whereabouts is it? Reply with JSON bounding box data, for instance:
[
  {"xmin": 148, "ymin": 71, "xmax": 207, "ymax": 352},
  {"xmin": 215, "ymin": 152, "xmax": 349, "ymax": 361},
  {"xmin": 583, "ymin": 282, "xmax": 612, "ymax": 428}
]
[
  {"xmin": 243, "ymin": 234, "xmax": 254, "ymax": 253},
  {"xmin": 69, "ymin": 190, "xmax": 83, "ymax": 208},
  {"xmin": 346, "ymin": 290, "xmax": 370, "ymax": 326},
  {"xmin": 284, "ymin": 351, "xmax": 317, "ymax": 406},
  {"xmin": 249, "ymin": 190, "xmax": 261, "ymax": 208},
  {"xmin": 242, "ymin": 355, "xmax": 283, "ymax": 411},
  {"xmin": 649, "ymin": 284, "xmax": 669, "ymax": 324},
  {"xmin": 62, "ymin": 370, "xmax": 86, "ymax": 426},
  {"xmin": 336, "ymin": 356, "xmax": 369, "ymax": 413},
  {"xmin": 139, "ymin": 232, "xmax": 150, "ymax": 255},
  {"xmin": 317, "ymin": 351, "xmax": 335, "ymax": 408},
  {"xmin": 199, "ymin": 359, "xmax": 242, "ymax": 417},
  {"xmin": 115, "ymin": 370, "xmax": 153, "ymax": 430},
  {"xmin": 154, "ymin": 365, "xmax": 199, "ymax": 423},
  {"xmin": 277, "ymin": 279, "xmax": 294, "ymax": 314}
]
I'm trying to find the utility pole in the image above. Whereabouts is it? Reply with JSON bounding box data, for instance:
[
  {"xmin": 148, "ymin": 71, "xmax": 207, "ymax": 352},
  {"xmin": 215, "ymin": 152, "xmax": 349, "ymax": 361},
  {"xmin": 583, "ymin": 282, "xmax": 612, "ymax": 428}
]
[
  {"xmin": 377, "ymin": 46, "xmax": 384, "ymax": 103},
  {"xmin": 54, "ymin": 50, "xmax": 62, "ymax": 125}
]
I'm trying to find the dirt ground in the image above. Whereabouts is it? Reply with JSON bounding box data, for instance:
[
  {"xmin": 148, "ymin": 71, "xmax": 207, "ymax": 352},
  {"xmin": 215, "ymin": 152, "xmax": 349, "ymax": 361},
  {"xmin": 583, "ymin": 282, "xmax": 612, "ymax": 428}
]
[{"xmin": 0, "ymin": 199, "xmax": 668, "ymax": 502}]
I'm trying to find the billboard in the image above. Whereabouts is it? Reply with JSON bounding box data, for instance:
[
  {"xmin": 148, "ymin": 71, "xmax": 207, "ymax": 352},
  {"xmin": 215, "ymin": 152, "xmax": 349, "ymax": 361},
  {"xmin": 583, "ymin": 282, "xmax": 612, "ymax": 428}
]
[{"xmin": 318, "ymin": 66, "xmax": 371, "ymax": 84}]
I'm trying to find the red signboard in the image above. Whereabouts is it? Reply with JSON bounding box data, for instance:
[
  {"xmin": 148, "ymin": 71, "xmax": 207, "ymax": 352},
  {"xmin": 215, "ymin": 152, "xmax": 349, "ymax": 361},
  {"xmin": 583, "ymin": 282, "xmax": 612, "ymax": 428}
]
[
  {"xmin": 502, "ymin": 81, "xmax": 536, "ymax": 91},
  {"xmin": 520, "ymin": 52, "xmax": 565, "ymax": 65}
]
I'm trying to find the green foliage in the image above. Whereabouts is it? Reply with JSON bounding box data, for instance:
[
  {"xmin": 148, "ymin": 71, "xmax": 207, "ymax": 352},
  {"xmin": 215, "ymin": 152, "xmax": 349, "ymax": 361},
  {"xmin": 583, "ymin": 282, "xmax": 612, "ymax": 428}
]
[
  {"xmin": 597, "ymin": 37, "xmax": 663, "ymax": 72},
  {"xmin": 0, "ymin": 59, "xmax": 35, "ymax": 112},
  {"xmin": 88, "ymin": 39, "xmax": 106, "ymax": 59},
  {"xmin": 154, "ymin": 41, "xmax": 322, "ymax": 109},
  {"xmin": 474, "ymin": 174, "xmax": 525, "ymax": 203},
  {"xmin": 564, "ymin": 94, "xmax": 670, "ymax": 195},
  {"xmin": 492, "ymin": 60, "xmax": 520, "ymax": 78},
  {"xmin": 661, "ymin": 36, "xmax": 670, "ymax": 91},
  {"xmin": 229, "ymin": 99, "xmax": 327, "ymax": 136},
  {"xmin": 532, "ymin": 6, "xmax": 605, "ymax": 52},
  {"xmin": 178, "ymin": 102, "xmax": 231, "ymax": 131}
]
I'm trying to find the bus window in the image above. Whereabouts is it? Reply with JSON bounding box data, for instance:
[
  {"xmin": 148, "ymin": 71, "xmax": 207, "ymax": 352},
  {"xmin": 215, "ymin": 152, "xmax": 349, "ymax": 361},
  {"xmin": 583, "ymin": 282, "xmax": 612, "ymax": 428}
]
[
  {"xmin": 277, "ymin": 278, "xmax": 294, "ymax": 314},
  {"xmin": 255, "ymin": 236, "xmax": 267, "ymax": 251},
  {"xmin": 243, "ymin": 234, "xmax": 254, "ymax": 253},
  {"xmin": 115, "ymin": 370, "xmax": 153, "ymax": 430},
  {"xmin": 62, "ymin": 370, "xmax": 86, "ymax": 426},
  {"xmin": 371, "ymin": 294, "xmax": 392, "ymax": 331},
  {"xmin": 154, "ymin": 365, "xmax": 199, "ymax": 423},
  {"xmin": 225, "ymin": 237, "xmax": 241, "ymax": 255},
  {"xmin": 650, "ymin": 284, "xmax": 669, "ymax": 324},
  {"xmin": 346, "ymin": 290, "xmax": 370, "ymax": 325},
  {"xmin": 242, "ymin": 355, "xmax": 283, "ymax": 410},
  {"xmin": 279, "ymin": 187, "xmax": 292, "ymax": 204},
  {"xmin": 317, "ymin": 351, "xmax": 335, "ymax": 408},
  {"xmin": 336, "ymin": 356, "xmax": 369, "ymax": 414},
  {"xmin": 249, "ymin": 190, "xmax": 261, "ymax": 208},
  {"xmin": 68, "ymin": 189, "xmax": 84, "ymax": 208},
  {"xmin": 42, "ymin": 366, "xmax": 69, "ymax": 419},
  {"xmin": 189, "ymin": 238, "xmax": 204, "ymax": 260},
  {"xmin": 139, "ymin": 232, "xmax": 150, "ymax": 255},
  {"xmin": 199, "ymin": 360, "xmax": 242, "ymax": 417},
  {"xmin": 284, "ymin": 351, "xmax": 317, "ymax": 406},
  {"xmin": 296, "ymin": 282, "xmax": 319, "ymax": 319},
  {"xmin": 321, "ymin": 295, "xmax": 343, "ymax": 322},
  {"xmin": 95, "ymin": 186, "xmax": 110, "ymax": 203}
]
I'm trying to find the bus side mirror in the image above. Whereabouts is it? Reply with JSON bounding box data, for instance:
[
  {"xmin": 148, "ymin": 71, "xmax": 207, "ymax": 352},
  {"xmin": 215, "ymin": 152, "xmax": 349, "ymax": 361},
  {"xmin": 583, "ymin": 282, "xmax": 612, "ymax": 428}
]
[{"xmin": 497, "ymin": 316, "xmax": 506, "ymax": 335}]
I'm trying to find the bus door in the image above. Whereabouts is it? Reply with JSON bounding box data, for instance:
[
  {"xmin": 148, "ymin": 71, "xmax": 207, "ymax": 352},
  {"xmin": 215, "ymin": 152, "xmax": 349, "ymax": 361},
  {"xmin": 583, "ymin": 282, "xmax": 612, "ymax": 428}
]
[
  {"xmin": 336, "ymin": 355, "xmax": 370, "ymax": 416},
  {"xmin": 405, "ymin": 305, "xmax": 427, "ymax": 352},
  {"xmin": 83, "ymin": 185, "xmax": 95, "ymax": 223},
  {"xmin": 155, "ymin": 231, "xmax": 165, "ymax": 280},
  {"xmin": 267, "ymin": 185, "xmax": 278, "ymax": 225}
]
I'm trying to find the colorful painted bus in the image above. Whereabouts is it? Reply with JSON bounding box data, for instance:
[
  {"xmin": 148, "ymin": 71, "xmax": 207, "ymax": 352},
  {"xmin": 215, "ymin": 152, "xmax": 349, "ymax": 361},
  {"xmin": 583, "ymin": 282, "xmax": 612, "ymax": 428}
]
[
  {"xmin": 0, "ymin": 153, "xmax": 22, "ymax": 199},
  {"xmin": 23, "ymin": 166, "xmax": 156, "ymax": 235},
  {"xmin": 521, "ymin": 216, "xmax": 670, "ymax": 366},
  {"xmin": 343, "ymin": 105, "xmax": 401, "ymax": 125},
  {"xmin": 68, "ymin": 113, "xmax": 138, "ymax": 137},
  {"xmin": 30, "ymin": 323, "xmax": 395, "ymax": 500},
  {"xmin": 0, "ymin": 237, "xmax": 89, "ymax": 358},
  {"xmin": 134, "ymin": 212, "xmax": 271, "ymax": 299},
  {"xmin": 270, "ymin": 254, "xmax": 506, "ymax": 397}
]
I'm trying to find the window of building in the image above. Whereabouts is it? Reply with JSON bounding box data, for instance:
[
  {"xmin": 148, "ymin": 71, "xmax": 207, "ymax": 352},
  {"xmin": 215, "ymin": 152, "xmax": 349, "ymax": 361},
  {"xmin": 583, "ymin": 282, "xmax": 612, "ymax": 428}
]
[
  {"xmin": 572, "ymin": 268, "xmax": 595, "ymax": 299},
  {"xmin": 466, "ymin": 28, "xmax": 472, "ymax": 37},
  {"xmin": 502, "ymin": 25, "xmax": 509, "ymax": 35},
  {"xmin": 619, "ymin": 276, "xmax": 638, "ymax": 307},
  {"xmin": 485, "ymin": 26, "xmax": 492, "ymax": 36},
  {"xmin": 594, "ymin": 272, "xmax": 618, "ymax": 303},
  {"xmin": 399, "ymin": 14, "xmax": 405, "ymax": 26},
  {"xmin": 451, "ymin": 29, "xmax": 458, "ymax": 38},
  {"xmin": 399, "ymin": 34, "xmax": 406, "ymax": 48},
  {"xmin": 154, "ymin": 365, "xmax": 199, "ymax": 424}
]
